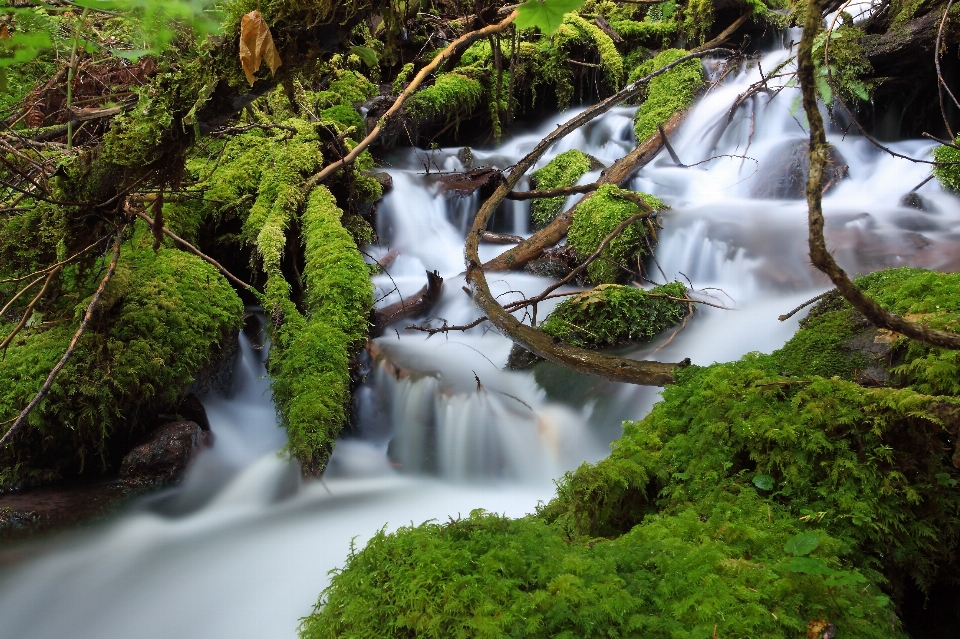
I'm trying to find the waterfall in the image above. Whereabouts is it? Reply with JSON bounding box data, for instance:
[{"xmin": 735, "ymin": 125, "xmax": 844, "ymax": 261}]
[{"xmin": 2, "ymin": 41, "xmax": 960, "ymax": 639}]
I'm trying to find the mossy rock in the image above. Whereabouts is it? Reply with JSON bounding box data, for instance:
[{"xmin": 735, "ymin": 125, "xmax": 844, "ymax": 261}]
[
  {"xmin": 773, "ymin": 267, "xmax": 960, "ymax": 394},
  {"xmin": 0, "ymin": 233, "xmax": 243, "ymax": 489},
  {"xmin": 540, "ymin": 282, "xmax": 688, "ymax": 348},
  {"xmin": 567, "ymin": 184, "xmax": 666, "ymax": 284},
  {"xmin": 529, "ymin": 150, "xmax": 604, "ymax": 229}
]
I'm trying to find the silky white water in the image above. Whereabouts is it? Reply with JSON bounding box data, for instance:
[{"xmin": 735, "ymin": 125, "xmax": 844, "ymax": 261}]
[{"xmin": 2, "ymin": 43, "xmax": 959, "ymax": 639}]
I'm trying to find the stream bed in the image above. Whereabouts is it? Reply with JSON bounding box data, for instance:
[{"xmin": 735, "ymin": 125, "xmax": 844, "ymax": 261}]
[{"xmin": 1, "ymin": 39, "xmax": 958, "ymax": 639}]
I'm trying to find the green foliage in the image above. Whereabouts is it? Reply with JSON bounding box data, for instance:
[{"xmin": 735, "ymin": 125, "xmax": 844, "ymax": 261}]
[
  {"xmin": 566, "ymin": 184, "xmax": 665, "ymax": 284},
  {"xmin": 562, "ymin": 14, "xmax": 623, "ymax": 88},
  {"xmin": 812, "ymin": 26, "xmax": 874, "ymax": 104},
  {"xmin": 405, "ymin": 72, "xmax": 483, "ymax": 122},
  {"xmin": 680, "ymin": 0, "xmax": 713, "ymax": 44},
  {"xmin": 539, "ymin": 282, "xmax": 688, "ymax": 348},
  {"xmin": 319, "ymin": 104, "xmax": 365, "ymax": 142},
  {"xmin": 934, "ymin": 140, "xmax": 960, "ymax": 193},
  {"xmin": 631, "ymin": 49, "xmax": 704, "ymax": 141},
  {"xmin": 267, "ymin": 186, "xmax": 372, "ymax": 472},
  {"xmin": 515, "ymin": 0, "xmax": 587, "ymax": 35},
  {"xmin": 0, "ymin": 230, "xmax": 242, "ymax": 488},
  {"xmin": 303, "ymin": 491, "xmax": 897, "ymax": 638},
  {"xmin": 529, "ymin": 150, "xmax": 596, "ymax": 228}
]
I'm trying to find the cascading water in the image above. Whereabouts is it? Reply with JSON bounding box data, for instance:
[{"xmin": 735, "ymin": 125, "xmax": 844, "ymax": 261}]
[{"xmin": 2, "ymin": 41, "xmax": 959, "ymax": 639}]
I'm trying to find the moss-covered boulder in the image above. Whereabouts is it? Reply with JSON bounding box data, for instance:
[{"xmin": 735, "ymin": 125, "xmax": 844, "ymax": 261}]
[
  {"xmin": 529, "ymin": 150, "xmax": 604, "ymax": 229},
  {"xmin": 540, "ymin": 282, "xmax": 688, "ymax": 348},
  {"xmin": 567, "ymin": 184, "xmax": 665, "ymax": 284},
  {"xmin": 0, "ymin": 230, "xmax": 243, "ymax": 489},
  {"xmin": 630, "ymin": 48, "xmax": 705, "ymax": 142}
]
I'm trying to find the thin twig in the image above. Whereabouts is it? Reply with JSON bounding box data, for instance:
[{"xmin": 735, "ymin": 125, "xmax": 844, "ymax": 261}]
[
  {"xmin": 778, "ymin": 290, "xmax": 831, "ymax": 321},
  {"xmin": 0, "ymin": 266, "xmax": 62, "ymax": 351},
  {"xmin": 0, "ymin": 229, "xmax": 123, "ymax": 449},
  {"xmin": 0, "ymin": 275, "xmax": 45, "ymax": 318},
  {"xmin": 0, "ymin": 236, "xmax": 109, "ymax": 284}
]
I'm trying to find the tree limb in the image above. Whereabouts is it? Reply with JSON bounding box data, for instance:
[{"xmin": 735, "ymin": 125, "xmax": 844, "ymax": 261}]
[
  {"xmin": 0, "ymin": 265, "xmax": 62, "ymax": 351},
  {"xmin": 799, "ymin": 0, "xmax": 960, "ymax": 350},
  {"xmin": 463, "ymin": 50, "xmax": 735, "ymax": 386},
  {"xmin": 0, "ymin": 229, "xmax": 123, "ymax": 450},
  {"xmin": 505, "ymin": 182, "xmax": 599, "ymax": 200}
]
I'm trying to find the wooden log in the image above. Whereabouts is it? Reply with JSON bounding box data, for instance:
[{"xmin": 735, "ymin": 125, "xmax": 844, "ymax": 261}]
[{"xmin": 371, "ymin": 270, "xmax": 444, "ymax": 337}]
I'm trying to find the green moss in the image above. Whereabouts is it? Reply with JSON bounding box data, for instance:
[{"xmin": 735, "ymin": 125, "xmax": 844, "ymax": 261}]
[
  {"xmin": 812, "ymin": 26, "xmax": 875, "ymax": 104},
  {"xmin": 563, "ymin": 14, "xmax": 624, "ymax": 88},
  {"xmin": 0, "ymin": 230, "xmax": 243, "ymax": 488},
  {"xmin": 405, "ymin": 72, "xmax": 483, "ymax": 122},
  {"xmin": 391, "ymin": 62, "xmax": 414, "ymax": 95},
  {"xmin": 267, "ymin": 186, "xmax": 372, "ymax": 473},
  {"xmin": 681, "ymin": 0, "xmax": 714, "ymax": 44},
  {"xmin": 934, "ymin": 140, "xmax": 960, "ymax": 192},
  {"xmin": 610, "ymin": 19, "xmax": 678, "ymax": 45},
  {"xmin": 566, "ymin": 184, "xmax": 665, "ymax": 284},
  {"xmin": 540, "ymin": 282, "xmax": 688, "ymax": 348},
  {"xmin": 529, "ymin": 150, "xmax": 596, "ymax": 228},
  {"xmin": 303, "ymin": 490, "xmax": 897, "ymax": 638},
  {"xmin": 631, "ymin": 49, "xmax": 704, "ymax": 142},
  {"xmin": 319, "ymin": 104, "xmax": 366, "ymax": 142}
]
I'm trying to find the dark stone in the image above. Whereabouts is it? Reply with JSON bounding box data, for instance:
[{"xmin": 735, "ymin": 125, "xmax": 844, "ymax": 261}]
[
  {"xmin": 367, "ymin": 171, "xmax": 393, "ymax": 194},
  {"xmin": 120, "ymin": 421, "xmax": 212, "ymax": 485},
  {"xmin": 899, "ymin": 191, "xmax": 938, "ymax": 212},
  {"xmin": 506, "ymin": 344, "xmax": 544, "ymax": 370},
  {"xmin": 176, "ymin": 393, "xmax": 210, "ymax": 431},
  {"xmin": 523, "ymin": 246, "xmax": 580, "ymax": 281},
  {"xmin": 750, "ymin": 139, "xmax": 848, "ymax": 199}
]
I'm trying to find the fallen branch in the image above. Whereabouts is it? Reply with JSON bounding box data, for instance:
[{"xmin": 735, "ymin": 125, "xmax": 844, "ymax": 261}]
[
  {"xmin": 131, "ymin": 206, "xmax": 254, "ymax": 291},
  {"xmin": 799, "ymin": 0, "xmax": 960, "ymax": 349},
  {"xmin": 464, "ymin": 49, "xmax": 736, "ymax": 386},
  {"xmin": 406, "ymin": 316, "xmax": 487, "ymax": 336},
  {"xmin": 481, "ymin": 231, "xmax": 525, "ymax": 244},
  {"xmin": 505, "ymin": 182, "xmax": 599, "ymax": 200},
  {"xmin": 372, "ymin": 270, "xmax": 444, "ymax": 337},
  {"xmin": 0, "ymin": 229, "xmax": 123, "ymax": 450},
  {"xmin": 0, "ymin": 274, "xmax": 45, "ymax": 318},
  {"xmin": 692, "ymin": 12, "xmax": 751, "ymax": 53},
  {"xmin": 305, "ymin": 11, "xmax": 520, "ymax": 189}
]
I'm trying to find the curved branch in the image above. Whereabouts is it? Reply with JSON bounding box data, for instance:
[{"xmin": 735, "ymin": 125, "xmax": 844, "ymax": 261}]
[
  {"xmin": 799, "ymin": 0, "xmax": 960, "ymax": 350},
  {"xmin": 0, "ymin": 265, "xmax": 61, "ymax": 351},
  {"xmin": 0, "ymin": 228, "xmax": 123, "ymax": 450},
  {"xmin": 305, "ymin": 11, "xmax": 520, "ymax": 189},
  {"xmin": 463, "ymin": 50, "xmax": 735, "ymax": 386}
]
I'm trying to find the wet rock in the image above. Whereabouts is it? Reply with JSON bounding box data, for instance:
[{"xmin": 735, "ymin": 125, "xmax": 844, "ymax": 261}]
[
  {"xmin": 506, "ymin": 344, "xmax": 544, "ymax": 371},
  {"xmin": 457, "ymin": 146, "xmax": 474, "ymax": 169},
  {"xmin": 899, "ymin": 191, "xmax": 937, "ymax": 212},
  {"xmin": 367, "ymin": 171, "xmax": 393, "ymax": 194},
  {"xmin": 436, "ymin": 167, "xmax": 504, "ymax": 198},
  {"xmin": 120, "ymin": 421, "xmax": 212, "ymax": 485},
  {"xmin": 750, "ymin": 139, "xmax": 848, "ymax": 199}
]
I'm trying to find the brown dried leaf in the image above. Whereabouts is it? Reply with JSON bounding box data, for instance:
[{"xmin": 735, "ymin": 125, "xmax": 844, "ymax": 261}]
[
  {"xmin": 239, "ymin": 10, "xmax": 282, "ymax": 87},
  {"xmin": 0, "ymin": 25, "xmax": 10, "ymax": 40}
]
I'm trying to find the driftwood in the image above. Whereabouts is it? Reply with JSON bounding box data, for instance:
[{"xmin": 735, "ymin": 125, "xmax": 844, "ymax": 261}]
[
  {"xmin": 799, "ymin": 0, "xmax": 960, "ymax": 350},
  {"xmin": 464, "ymin": 50, "xmax": 735, "ymax": 386},
  {"xmin": 481, "ymin": 231, "xmax": 525, "ymax": 244},
  {"xmin": 436, "ymin": 167, "xmax": 504, "ymax": 197},
  {"xmin": 372, "ymin": 270, "xmax": 444, "ymax": 337},
  {"xmin": 483, "ymin": 108, "xmax": 689, "ymax": 272}
]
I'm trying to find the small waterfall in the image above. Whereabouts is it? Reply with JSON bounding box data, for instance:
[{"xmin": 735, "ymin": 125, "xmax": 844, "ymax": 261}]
[{"xmin": 3, "ymin": 39, "xmax": 960, "ymax": 639}]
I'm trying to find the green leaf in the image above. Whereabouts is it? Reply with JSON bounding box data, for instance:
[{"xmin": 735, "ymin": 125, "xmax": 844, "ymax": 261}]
[
  {"xmin": 515, "ymin": 0, "xmax": 585, "ymax": 35},
  {"xmin": 824, "ymin": 571, "xmax": 868, "ymax": 587},
  {"xmin": 752, "ymin": 474, "xmax": 774, "ymax": 490},
  {"xmin": 781, "ymin": 556, "xmax": 832, "ymax": 575},
  {"xmin": 350, "ymin": 46, "xmax": 379, "ymax": 68},
  {"xmin": 784, "ymin": 531, "xmax": 819, "ymax": 556}
]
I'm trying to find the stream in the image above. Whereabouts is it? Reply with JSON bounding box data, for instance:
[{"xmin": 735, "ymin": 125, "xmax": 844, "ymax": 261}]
[{"xmin": 2, "ymin": 37, "xmax": 959, "ymax": 639}]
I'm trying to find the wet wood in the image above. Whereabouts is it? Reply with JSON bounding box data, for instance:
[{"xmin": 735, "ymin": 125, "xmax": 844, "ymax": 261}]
[{"xmin": 371, "ymin": 270, "xmax": 444, "ymax": 337}]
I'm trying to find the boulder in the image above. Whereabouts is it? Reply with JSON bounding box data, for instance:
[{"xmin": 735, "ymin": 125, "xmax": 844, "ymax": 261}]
[
  {"xmin": 750, "ymin": 139, "xmax": 848, "ymax": 199},
  {"xmin": 120, "ymin": 421, "xmax": 212, "ymax": 485}
]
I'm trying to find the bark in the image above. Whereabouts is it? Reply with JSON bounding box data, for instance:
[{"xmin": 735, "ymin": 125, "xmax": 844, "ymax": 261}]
[
  {"xmin": 483, "ymin": 108, "xmax": 688, "ymax": 272},
  {"xmin": 371, "ymin": 270, "xmax": 444, "ymax": 337}
]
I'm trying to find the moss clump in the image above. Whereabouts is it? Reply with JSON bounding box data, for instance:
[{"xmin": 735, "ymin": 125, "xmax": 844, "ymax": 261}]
[
  {"xmin": 562, "ymin": 14, "xmax": 624, "ymax": 88},
  {"xmin": 405, "ymin": 72, "xmax": 483, "ymax": 122},
  {"xmin": 529, "ymin": 150, "xmax": 597, "ymax": 228},
  {"xmin": 320, "ymin": 105, "xmax": 366, "ymax": 141},
  {"xmin": 0, "ymin": 230, "xmax": 243, "ymax": 489},
  {"xmin": 267, "ymin": 186, "xmax": 372, "ymax": 474},
  {"xmin": 812, "ymin": 25, "xmax": 875, "ymax": 104},
  {"xmin": 566, "ymin": 184, "xmax": 665, "ymax": 284},
  {"xmin": 540, "ymin": 282, "xmax": 688, "ymax": 348},
  {"xmin": 302, "ymin": 490, "xmax": 896, "ymax": 639},
  {"xmin": 933, "ymin": 140, "xmax": 960, "ymax": 192},
  {"xmin": 631, "ymin": 49, "xmax": 704, "ymax": 142}
]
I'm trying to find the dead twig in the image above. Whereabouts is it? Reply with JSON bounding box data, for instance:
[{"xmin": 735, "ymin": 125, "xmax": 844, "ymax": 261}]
[
  {"xmin": 0, "ymin": 229, "xmax": 124, "ymax": 450},
  {"xmin": 778, "ymin": 290, "xmax": 831, "ymax": 321},
  {"xmin": 0, "ymin": 275, "xmax": 45, "ymax": 318},
  {"xmin": 505, "ymin": 182, "xmax": 599, "ymax": 200},
  {"xmin": 0, "ymin": 266, "xmax": 62, "ymax": 351}
]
